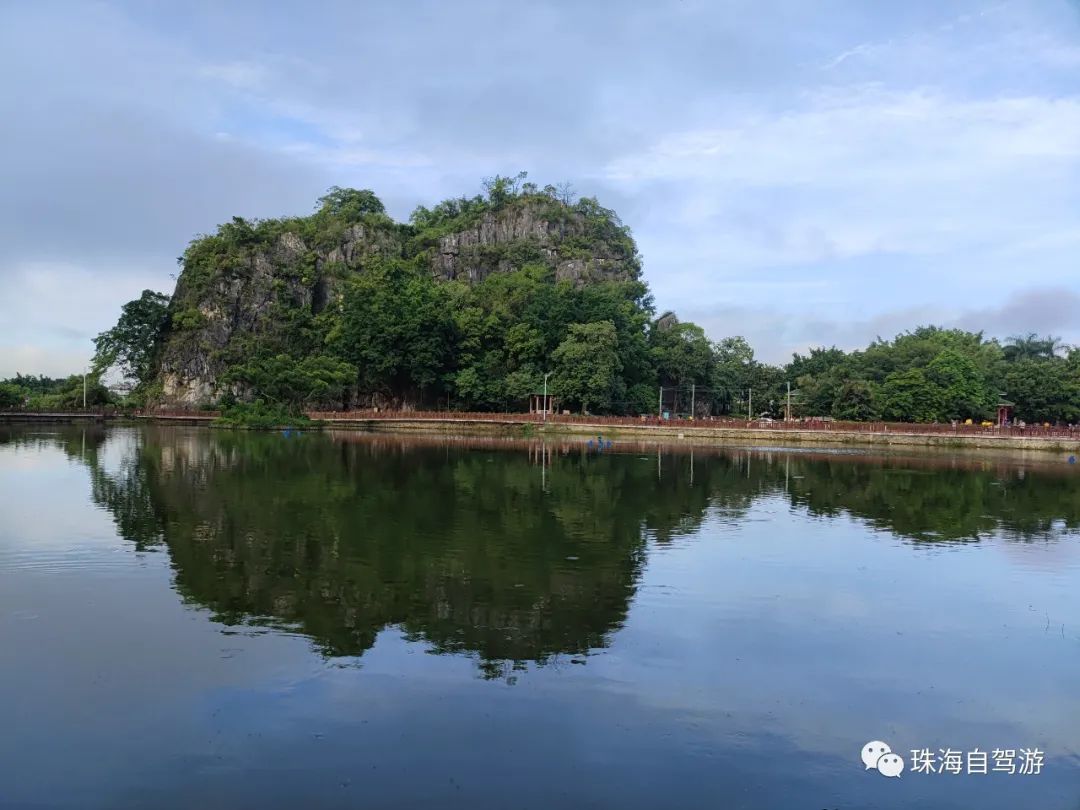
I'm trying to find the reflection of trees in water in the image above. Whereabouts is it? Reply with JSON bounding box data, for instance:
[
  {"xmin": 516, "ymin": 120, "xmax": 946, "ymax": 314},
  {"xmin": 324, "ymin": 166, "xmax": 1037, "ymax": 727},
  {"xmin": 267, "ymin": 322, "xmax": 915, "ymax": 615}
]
[
  {"xmin": 5, "ymin": 426, "xmax": 1076, "ymax": 671},
  {"xmin": 751, "ymin": 452, "xmax": 1080, "ymax": 543},
  {"xmin": 39, "ymin": 427, "xmax": 723, "ymax": 673}
]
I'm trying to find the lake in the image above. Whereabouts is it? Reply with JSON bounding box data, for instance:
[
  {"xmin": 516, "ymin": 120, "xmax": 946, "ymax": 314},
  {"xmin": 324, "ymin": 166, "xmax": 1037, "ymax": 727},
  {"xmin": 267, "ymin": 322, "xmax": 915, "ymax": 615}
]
[{"xmin": 1, "ymin": 425, "xmax": 1078, "ymax": 809}]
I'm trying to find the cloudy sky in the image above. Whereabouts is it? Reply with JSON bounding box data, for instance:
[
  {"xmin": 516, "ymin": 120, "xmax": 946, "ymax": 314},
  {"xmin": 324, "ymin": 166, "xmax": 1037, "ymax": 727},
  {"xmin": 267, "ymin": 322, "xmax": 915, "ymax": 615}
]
[{"xmin": 2, "ymin": 0, "xmax": 1079, "ymax": 376}]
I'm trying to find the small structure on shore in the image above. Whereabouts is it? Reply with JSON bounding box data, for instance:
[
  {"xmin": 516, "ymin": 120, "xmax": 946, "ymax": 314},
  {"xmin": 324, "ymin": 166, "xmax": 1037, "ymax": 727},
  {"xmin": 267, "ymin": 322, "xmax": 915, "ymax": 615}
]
[
  {"xmin": 527, "ymin": 392, "xmax": 558, "ymax": 415},
  {"xmin": 996, "ymin": 400, "xmax": 1014, "ymax": 427}
]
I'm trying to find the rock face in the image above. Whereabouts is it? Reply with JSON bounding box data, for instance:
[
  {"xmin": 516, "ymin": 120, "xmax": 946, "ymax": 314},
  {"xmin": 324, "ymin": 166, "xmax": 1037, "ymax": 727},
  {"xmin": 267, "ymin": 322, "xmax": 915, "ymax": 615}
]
[
  {"xmin": 154, "ymin": 196, "xmax": 640, "ymax": 407},
  {"xmin": 432, "ymin": 203, "xmax": 638, "ymax": 285},
  {"xmin": 158, "ymin": 226, "xmax": 401, "ymax": 407}
]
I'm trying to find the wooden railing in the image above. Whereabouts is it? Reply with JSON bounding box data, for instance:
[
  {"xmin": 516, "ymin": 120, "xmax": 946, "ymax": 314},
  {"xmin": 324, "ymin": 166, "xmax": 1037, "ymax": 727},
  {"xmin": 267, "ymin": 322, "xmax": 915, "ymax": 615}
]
[
  {"xmin": 133, "ymin": 408, "xmax": 220, "ymax": 419},
  {"xmin": 7, "ymin": 406, "xmax": 1076, "ymax": 440}
]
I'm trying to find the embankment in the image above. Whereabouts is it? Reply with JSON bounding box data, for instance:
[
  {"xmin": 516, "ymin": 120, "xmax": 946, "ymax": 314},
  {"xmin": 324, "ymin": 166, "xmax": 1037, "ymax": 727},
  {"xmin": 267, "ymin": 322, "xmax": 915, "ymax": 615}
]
[
  {"xmin": 315, "ymin": 416, "xmax": 1080, "ymax": 455},
  {"xmin": 4, "ymin": 411, "xmax": 1078, "ymax": 456}
]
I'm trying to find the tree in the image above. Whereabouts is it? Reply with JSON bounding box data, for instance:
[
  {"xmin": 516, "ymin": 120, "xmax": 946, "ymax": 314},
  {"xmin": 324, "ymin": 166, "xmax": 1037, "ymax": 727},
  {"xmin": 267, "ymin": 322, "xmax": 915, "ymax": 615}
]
[
  {"xmin": 926, "ymin": 349, "xmax": 991, "ymax": 421},
  {"xmin": 29, "ymin": 374, "xmax": 112, "ymax": 409},
  {"xmin": 787, "ymin": 346, "xmax": 847, "ymax": 380},
  {"xmin": 651, "ymin": 321, "xmax": 713, "ymax": 415},
  {"xmin": 794, "ymin": 369, "xmax": 846, "ymax": 418},
  {"xmin": 93, "ymin": 290, "xmax": 171, "ymax": 386},
  {"xmin": 1004, "ymin": 359, "xmax": 1080, "ymax": 423},
  {"xmin": 315, "ymin": 187, "xmax": 385, "ymax": 220},
  {"xmin": 831, "ymin": 380, "xmax": 880, "ymax": 421},
  {"xmin": 711, "ymin": 336, "xmax": 756, "ymax": 415},
  {"xmin": 1003, "ymin": 333, "xmax": 1063, "ymax": 362},
  {"xmin": 221, "ymin": 354, "xmax": 357, "ymax": 411},
  {"xmin": 880, "ymin": 368, "xmax": 940, "ymax": 423},
  {"xmin": 482, "ymin": 172, "xmax": 529, "ymax": 207},
  {"xmin": 336, "ymin": 260, "xmax": 453, "ymax": 400},
  {"xmin": 552, "ymin": 321, "xmax": 622, "ymax": 414},
  {"xmin": 0, "ymin": 383, "xmax": 26, "ymax": 408}
]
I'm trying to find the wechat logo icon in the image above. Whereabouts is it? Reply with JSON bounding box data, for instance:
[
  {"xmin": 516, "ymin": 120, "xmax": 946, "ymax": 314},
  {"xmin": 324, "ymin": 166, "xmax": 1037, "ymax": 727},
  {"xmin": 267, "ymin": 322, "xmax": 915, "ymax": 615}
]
[{"xmin": 862, "ymin": 740, "xmax": 904, "ymax": 778}]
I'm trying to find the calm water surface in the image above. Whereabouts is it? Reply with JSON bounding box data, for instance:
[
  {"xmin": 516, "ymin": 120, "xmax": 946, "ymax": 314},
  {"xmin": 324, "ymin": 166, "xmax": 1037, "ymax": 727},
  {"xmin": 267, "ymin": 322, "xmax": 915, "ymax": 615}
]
[{"xmin": 1, "ymin": 425, "xmax": 1078, "ymax": 809}]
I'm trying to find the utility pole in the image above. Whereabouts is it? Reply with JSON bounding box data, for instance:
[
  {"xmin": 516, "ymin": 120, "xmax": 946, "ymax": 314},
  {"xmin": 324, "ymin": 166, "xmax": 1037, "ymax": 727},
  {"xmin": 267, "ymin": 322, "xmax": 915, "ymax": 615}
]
[
  {"xmin": 690, "ymin": 383, "xmax": 696, "ymax": 420},
  {"xmin": 748, "ymin": 388, "xmax": 752, "ymax": 421},
  {"xmin": 786, "ymin": 381, "xmax": 791, "ymax": 422},
  {"xmin": 542, "ymin": 371, "xmax": 552, "ymax": 423},
  {"xmin": 83, "ymin": 371, "xmax": 87, "ymax": 409},
  {"xmin": 658, "ymin": 386, "xmax": 663, "ymax": 419}
]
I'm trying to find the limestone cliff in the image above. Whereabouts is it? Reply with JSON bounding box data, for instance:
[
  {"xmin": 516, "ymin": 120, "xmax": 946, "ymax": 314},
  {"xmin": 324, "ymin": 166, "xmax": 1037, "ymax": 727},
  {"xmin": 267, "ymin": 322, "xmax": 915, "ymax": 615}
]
[
  {"xmin": 431, "ymin": 201, "xmax": 639, "ymax": 285},
  {"xmin": 153, "ymin": 187, "xmax": 642, "ymax": 408}
]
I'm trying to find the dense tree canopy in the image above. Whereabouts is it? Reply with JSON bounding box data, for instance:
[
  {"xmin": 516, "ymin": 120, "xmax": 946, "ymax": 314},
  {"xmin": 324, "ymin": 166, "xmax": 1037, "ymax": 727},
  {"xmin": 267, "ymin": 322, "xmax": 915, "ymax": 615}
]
[{"xmin": 786, "ymin": 327, "xmax": 1079, "ymax": 424}]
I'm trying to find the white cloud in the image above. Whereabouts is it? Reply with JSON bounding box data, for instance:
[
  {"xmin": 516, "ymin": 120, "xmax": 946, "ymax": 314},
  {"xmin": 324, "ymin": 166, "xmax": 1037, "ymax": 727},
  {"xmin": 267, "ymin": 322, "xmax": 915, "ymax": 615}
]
[
  {"xmin": 0, "ymin": 345, "xmax": 96, "ymax": 379},
  {"xmin": 606, "ymin": 90, "xmax": 1080, "ymax": 264},
  {"xmin": 682, "ymin": 286, "xmax": 1080, "ymax": 365},
  {"xmin": 2, "ymin": 0, "xmax": 1079, "ymax": 375},
  {"xmin": 0, "ymin": 262, "xmax": 170, "ymax": 378}
]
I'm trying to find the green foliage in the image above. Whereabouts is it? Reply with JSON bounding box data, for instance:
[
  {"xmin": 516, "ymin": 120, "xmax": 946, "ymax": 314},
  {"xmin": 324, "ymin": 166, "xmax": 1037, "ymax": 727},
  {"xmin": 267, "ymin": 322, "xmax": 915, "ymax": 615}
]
[
  {"xmin": 93, "ymin": 290, "xmax": 171, "ymax": 386},
  {"xmin": 0, "ymin": 383, "xmax": 26, "ymax": 408},
  {"xmin": 171, "ymin": 308, "xmax": 205, "ymax": 330},
  {"xmin": 1003, "ymin": 333, "xmax": 1063, "ymax": 362},
  {"xmin": 652, "ymin": 322, "xmax": 713, "ymax": 389},
  {"xmin": 831, "ymin": 380, "xmax": 881, "ymax": 421},
  {"xmin": 0, "ymin": 374, "xmax": 112, "ymax": 410},
  {"xmin": 214, "ymin": 400, "xmax": 313, "ymax": 429},
  {"xmin": 880, "ymin": 369, "xmax": 940, "ymax": 423},
  {"xmin": 790, "ymin": 327, "xmax": 1078, "ymax": 423},
  {"xmin": 22, "ymin": 374, "xmax": 113, "ymax": 409},
  {"xmin": 335, "ymin": 260, "xmax": 452, "ymax": 395},
  {"xmin": 926, "ymin": 349, "xmax": 991, "ymax": 421},
  {"xmin": 552, "ymin": 321, "xmax": 623, "ymax": 413},
  {"xmin": 710, "ymin": 336, "xmax": 785, "ymax": 416},
  {"xmin": 2, "ymin": 373, "xmax": 66, "ymax": 394},
  {"xmin": 221, "ymin": 354, "xmax": 357, "ymax": 411},
  {"xmin": 315, "ymin": 187, "xmax": 386, "ymax": 220},
  {"xmin": 1003, "ymin": 359, "xmax": 1080, "ymax": 423}
]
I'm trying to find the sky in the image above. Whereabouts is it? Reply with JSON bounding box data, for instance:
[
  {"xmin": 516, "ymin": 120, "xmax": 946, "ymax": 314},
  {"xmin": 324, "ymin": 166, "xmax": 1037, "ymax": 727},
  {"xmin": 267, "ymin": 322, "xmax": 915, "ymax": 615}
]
[{"xmin": 2, "ymin": 0, "xmax": 1079, "ymax": 376}]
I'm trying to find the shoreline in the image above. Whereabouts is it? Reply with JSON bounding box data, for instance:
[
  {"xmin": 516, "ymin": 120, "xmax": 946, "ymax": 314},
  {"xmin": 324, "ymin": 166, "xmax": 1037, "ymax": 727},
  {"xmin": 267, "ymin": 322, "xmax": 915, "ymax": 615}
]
[
  {"xmin": 5, "ymin": 412, "xmax": 1078, "ymax": 456},
  {"xmin": 318, "ymin": 416, "xmax": 1080, "ymax": 455}
]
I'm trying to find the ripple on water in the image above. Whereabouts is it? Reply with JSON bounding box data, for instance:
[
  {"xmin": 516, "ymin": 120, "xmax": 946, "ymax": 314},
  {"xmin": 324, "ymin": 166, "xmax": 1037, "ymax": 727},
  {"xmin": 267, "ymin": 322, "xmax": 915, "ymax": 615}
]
[{"xmin": 0, "ymin": 544, "xmax": 136, "ymax": 575}]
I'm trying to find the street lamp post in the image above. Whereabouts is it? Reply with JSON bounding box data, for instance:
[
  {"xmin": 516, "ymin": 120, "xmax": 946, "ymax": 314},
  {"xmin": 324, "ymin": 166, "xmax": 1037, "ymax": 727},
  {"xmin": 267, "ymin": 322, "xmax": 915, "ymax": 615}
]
[{"xmin": 542, "ymin": 371, "xmax": 552, "ymax": 423}]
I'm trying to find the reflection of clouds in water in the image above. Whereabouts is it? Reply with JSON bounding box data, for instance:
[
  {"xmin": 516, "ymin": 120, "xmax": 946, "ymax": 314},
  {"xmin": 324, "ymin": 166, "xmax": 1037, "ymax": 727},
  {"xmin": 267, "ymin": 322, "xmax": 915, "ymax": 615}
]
[
  {"xmin": 0, "ymin": 440, "xmax": 118, "ymax": 552},
  {"xmin": 608, "ymin": 496, "xmax": 1080, "ymax": 763},
  {"xmin": 994, "ymin": 526, "xmax": 1080, "ymax": 572}
]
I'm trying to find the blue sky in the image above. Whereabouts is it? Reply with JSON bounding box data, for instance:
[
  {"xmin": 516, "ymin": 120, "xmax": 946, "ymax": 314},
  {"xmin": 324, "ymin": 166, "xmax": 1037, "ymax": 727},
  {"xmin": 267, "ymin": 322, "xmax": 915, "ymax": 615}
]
[{"xmin": 2, "ymin": 0, "xmax": 1079, "ymax": 375}]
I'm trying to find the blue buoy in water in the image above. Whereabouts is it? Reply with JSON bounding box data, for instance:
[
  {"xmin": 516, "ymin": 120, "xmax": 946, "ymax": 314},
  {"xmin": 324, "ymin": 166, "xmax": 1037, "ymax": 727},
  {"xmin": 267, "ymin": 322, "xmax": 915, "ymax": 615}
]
[{"xmin": 1069, "ymin": 455, "xmax": 1076, "ymax": 464}]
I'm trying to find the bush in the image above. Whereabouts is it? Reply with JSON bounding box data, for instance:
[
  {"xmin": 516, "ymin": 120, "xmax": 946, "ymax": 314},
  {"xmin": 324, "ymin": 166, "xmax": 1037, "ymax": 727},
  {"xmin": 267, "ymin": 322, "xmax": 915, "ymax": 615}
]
[{"xmin": 214, "ymin": 400, "xmax": 313, "ymax": 430}]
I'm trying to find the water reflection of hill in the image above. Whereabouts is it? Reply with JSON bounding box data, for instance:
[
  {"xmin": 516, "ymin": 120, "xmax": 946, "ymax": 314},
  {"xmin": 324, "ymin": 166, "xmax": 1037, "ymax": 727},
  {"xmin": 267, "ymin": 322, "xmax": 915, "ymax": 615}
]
[
  {"xmin": 6, "ymin": 427, "xmax": 721, "ymax": 674},
  {"xmin": 3, "ymin": 426, "xmax": 1076, "ymax": 672}
]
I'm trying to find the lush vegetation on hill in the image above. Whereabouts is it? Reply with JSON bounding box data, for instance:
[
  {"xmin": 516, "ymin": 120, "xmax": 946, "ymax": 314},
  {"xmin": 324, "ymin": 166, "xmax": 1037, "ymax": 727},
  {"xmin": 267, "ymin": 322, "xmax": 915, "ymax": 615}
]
[{"xmin": 59, "ymin": 176, "xmax": 1080, "ymax": 424}]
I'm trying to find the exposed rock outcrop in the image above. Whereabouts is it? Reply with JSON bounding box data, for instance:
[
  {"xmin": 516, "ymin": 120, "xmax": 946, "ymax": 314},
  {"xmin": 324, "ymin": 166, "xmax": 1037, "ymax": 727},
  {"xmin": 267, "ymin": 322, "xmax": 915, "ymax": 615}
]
[{"xmin": 432, "ymin": 203, "xmax": 637, "ymax": 285}]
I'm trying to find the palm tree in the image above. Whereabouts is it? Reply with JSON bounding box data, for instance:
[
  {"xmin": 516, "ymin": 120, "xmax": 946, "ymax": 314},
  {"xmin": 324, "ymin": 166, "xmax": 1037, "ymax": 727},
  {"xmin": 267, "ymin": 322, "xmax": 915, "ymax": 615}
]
[{"xmin": 1003, "ymin": 333, "xmax": 1063, "ymax": 362}]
